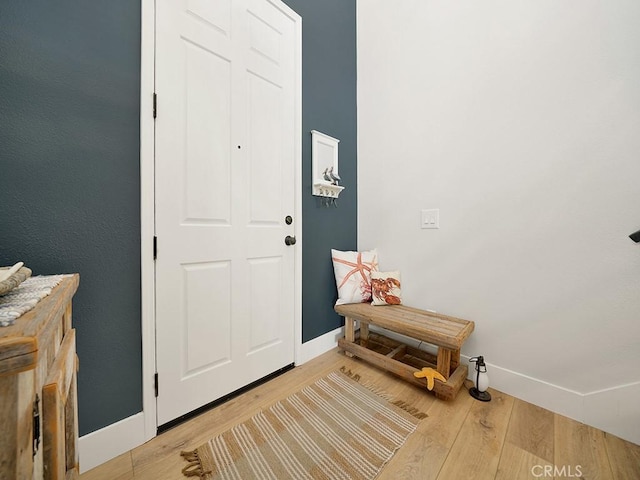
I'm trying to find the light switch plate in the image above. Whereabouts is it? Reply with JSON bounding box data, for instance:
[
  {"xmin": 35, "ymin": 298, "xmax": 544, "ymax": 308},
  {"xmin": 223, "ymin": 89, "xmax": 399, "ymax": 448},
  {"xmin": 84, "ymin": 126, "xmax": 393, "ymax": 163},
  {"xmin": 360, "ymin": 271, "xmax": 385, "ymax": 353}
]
[{"xmin": 421, "ymin": 209, "xmax": 439, "ymax": 229}]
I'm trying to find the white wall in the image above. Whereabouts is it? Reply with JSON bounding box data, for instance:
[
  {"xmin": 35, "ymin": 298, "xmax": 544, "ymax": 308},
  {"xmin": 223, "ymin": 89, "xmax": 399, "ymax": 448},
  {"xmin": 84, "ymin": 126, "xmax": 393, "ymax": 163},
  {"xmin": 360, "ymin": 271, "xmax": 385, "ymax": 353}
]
[{"xmin": 357, "ymin": 0, "xmax": 640, "ymax": 444}]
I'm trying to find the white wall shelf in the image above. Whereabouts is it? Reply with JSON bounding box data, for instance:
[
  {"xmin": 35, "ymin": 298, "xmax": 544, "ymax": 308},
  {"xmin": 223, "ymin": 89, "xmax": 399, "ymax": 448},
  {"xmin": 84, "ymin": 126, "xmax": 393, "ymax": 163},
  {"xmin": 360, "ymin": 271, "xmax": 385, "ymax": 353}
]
[{"xmin": 311, "ymin": 130, "xmax": 344, "ymax": 199}]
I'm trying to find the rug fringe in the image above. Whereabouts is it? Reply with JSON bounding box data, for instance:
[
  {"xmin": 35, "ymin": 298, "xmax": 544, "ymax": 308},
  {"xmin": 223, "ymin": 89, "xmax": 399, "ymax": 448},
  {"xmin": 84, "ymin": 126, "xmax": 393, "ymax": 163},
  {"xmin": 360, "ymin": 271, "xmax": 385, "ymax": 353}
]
[
  {"xmin": 339, "ymin": 366, "xmax": 429, "ymax": 420},
  {"xmin": 339, "ymin": 365, "xmax": 361, "ymax": 382},
  {"xmin": 391, "ymin": 400, "xmax": 429, "ymax": 419},
  {"xmin": 180, "ymin": 450, "xmax": 212, "ymax": 478}
]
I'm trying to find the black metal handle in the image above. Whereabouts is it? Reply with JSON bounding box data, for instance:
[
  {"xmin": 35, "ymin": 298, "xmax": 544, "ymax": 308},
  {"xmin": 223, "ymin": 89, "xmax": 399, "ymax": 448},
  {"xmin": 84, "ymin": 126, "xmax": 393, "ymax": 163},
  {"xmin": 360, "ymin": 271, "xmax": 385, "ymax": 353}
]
[
  {"xmin": 285, "ymin": 235, "xmax": 296, "ymax": 246},
  {"xmin": 630, "ymin": 229, "xmax": 640, "ymax": 243}
]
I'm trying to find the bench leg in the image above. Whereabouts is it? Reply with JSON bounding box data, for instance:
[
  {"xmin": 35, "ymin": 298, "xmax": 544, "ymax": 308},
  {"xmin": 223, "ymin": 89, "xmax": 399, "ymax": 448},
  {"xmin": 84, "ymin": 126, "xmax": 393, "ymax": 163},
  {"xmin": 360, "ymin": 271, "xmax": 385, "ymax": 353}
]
[
  {"xmin": 451, "ymin": 349, "xmax": 460, "ymax": 373},
  {"xmin": 344, "ymin": 316, "xmax": 355, "ymax": 357},
  {"xmin": 437, "ymin": 347, "xmax": 452, "ymax": 380},
  {"xmin": 360, "ymin": 321, "xmax": 369, "ymax": 347}
]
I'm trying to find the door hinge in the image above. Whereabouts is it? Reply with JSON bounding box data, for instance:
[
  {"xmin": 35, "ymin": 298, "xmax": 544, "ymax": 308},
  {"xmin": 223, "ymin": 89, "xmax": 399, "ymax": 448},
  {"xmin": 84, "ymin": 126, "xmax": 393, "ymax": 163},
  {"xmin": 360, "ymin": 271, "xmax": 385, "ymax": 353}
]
[
  {"xmin": 153, "ymin": 236, "xmax": 158, "ymax": 260},
  {"xmin": 153, "ymin": 93, "xmax": 157, "ymax": 119},
  {"xmin": 33, "ymin": 394, "xmax": 40, "ymax": 457},
  {"xmin": 154, "ymin": 373, "xmax": 159, "ymax": 397}
]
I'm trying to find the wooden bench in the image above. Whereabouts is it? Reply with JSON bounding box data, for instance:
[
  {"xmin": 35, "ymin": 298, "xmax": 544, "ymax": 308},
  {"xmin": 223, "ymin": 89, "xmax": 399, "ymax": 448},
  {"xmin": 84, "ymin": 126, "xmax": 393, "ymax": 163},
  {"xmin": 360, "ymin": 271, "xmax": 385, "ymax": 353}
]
[{"xmin": 335, "ymin": 303, "xmax": 474, "ymax": 400}]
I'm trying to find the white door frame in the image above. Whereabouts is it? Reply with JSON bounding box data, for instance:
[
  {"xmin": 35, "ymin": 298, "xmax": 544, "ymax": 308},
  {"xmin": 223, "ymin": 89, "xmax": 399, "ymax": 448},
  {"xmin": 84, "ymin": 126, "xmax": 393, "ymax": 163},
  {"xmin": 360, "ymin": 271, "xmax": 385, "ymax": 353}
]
[{"xmin": 139, "ymin": 0, "xmax": 302, "ymax": 442}]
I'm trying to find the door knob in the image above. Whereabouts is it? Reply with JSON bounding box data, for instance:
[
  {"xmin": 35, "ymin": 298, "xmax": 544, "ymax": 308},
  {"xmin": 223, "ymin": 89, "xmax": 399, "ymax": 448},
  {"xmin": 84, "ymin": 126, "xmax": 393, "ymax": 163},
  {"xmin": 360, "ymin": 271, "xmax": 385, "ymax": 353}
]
[{"xmin": 285, "ymin": 235, "xmax": 297, "ymax": 246}]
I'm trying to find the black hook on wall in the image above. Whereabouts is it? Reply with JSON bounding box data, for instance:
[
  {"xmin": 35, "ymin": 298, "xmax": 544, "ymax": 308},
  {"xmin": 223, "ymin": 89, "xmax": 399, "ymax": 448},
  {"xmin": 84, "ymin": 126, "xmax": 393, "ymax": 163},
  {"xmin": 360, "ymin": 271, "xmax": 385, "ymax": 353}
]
[{"xmin": 630, "ymin": 229, "xmax": 640, "ymax": 243}]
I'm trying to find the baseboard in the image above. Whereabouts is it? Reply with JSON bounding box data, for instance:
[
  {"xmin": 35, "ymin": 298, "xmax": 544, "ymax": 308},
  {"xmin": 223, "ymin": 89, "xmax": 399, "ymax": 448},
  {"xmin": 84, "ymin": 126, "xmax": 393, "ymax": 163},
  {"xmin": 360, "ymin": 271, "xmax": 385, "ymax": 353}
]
[
  {"xmin": 79, "ymin": 327, "xmax": 345, "ymax": 473},
  {"xmin": 582, "ymin": 381, "xmax": 640, "ymax": 446},
  {"xmin": 369, "ymin": 325, "xmax": 640, "ymax": 445},
  {"xmin": 79, "ymin": 411, "xmax": 146, "ymax": 474},
  {"xmin": 79, "ymin": 326, "xmax": 342, "ymax": 473},
  {"xmin": 297, "ymin": 326, "xmax": 344, "ymax": 365},
  {"xmin": 78, "ymin": 327, "xmax": 639, "ymax": 474},
  {"xmin": 464, "ymin": 356, "xmax": 640, "ymax": 445},
  {"xmin": 464, "ymin": 355, "xmax": 585, "ymax": 421}
]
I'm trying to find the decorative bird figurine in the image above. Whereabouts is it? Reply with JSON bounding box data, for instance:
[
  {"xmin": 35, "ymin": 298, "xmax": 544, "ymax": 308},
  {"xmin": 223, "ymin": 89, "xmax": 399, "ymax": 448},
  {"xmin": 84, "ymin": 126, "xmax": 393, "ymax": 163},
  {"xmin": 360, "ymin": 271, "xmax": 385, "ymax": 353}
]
[
  {"xmin": 413, "ymin": 367, "xmax": 446, "ymax": 391},
  {"xmin": 323, "ymin": 167, "xmax": 332, "ymax": 183},
  {"xmin": 328, "ymin": 166, "xmax": 341, "ymax": 186}
]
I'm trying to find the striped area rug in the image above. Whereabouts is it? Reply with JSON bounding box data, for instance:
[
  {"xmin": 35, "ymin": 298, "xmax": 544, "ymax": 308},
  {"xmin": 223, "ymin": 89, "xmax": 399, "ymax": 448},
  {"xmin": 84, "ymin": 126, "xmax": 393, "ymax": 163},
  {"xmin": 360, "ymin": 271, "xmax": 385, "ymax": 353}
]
[{"xmin": 180, "ymin": 370, "xmax": 424, "ymax": 479}]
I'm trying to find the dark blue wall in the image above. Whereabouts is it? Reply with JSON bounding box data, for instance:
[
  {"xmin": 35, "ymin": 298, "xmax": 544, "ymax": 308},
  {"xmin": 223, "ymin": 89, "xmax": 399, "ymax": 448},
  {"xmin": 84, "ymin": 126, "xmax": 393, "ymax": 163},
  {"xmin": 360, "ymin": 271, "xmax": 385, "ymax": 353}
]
[
  {"xmin": 282, "ymin": 0, "xmax": 358, "ymax": 342},
  {"xmin": 0, "ymin": 0, "xmax": 356, "ymax": 436},
  {"xmin": 0, "ymin": 1, "xmax": 142, "ymax": 436}
]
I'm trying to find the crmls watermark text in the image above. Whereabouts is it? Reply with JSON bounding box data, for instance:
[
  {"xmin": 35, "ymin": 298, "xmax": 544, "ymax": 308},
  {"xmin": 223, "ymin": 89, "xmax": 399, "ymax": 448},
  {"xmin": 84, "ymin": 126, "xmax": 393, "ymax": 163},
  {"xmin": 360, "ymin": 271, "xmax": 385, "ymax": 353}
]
[{"xmin": 531, "ymin": 465, "xmax": 583, "ymax": 478}]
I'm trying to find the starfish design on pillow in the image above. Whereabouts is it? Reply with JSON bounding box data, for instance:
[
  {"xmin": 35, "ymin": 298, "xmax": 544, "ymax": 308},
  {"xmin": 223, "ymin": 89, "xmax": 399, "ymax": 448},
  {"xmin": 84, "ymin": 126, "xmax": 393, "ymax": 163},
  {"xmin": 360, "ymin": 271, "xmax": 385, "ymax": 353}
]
[
  {"xmin": 413, "ymin": 367, "xmax": 446, "ymax": 391},
  {"xmin": 332, "ymin": 252, "xmax": 378, "ymax": 290}
]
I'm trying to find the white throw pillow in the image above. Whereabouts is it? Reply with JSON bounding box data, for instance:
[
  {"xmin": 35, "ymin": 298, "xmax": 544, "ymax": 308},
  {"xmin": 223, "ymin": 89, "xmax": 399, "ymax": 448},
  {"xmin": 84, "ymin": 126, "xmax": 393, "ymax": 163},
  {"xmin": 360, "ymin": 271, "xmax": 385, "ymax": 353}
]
[{"xmin": 331, "ymin": 249, "xmax": 378, "ymax": 305}]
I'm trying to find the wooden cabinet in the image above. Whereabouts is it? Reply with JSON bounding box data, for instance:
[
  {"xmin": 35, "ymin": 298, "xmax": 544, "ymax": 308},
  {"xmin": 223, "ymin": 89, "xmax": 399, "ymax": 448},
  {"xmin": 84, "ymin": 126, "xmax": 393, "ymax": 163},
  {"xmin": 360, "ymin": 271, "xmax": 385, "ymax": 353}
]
[{"xmin": 0, "ymin": 274, "xmax": 80, "ymax": 479}]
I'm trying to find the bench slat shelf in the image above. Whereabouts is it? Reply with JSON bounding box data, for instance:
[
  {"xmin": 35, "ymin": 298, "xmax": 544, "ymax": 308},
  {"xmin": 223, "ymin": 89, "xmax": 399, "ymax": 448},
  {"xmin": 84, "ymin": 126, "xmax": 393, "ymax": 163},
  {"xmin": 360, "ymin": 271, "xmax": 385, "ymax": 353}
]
[{"xmin": 335, "ymin": 303, "xmax": 474, "ymax": 400}]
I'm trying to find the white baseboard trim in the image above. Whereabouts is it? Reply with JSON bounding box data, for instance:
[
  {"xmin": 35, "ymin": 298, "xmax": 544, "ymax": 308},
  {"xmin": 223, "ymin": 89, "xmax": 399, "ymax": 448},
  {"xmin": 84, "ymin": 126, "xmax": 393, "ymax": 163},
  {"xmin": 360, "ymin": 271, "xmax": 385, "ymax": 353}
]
[
  {"xmin": 581, "ymin": 381, "xmax": 640, "ymax": 446},
  {"xmin": 463, "ymin": 355, "xmax": 640, "ymax": 445},
  {"xmin": 369, "ymin": 325, "xmax": 640, "ymax": 445},
  {"xmin": 78, "ymin": 327, "xmax": 640, "ymax": 473},
  {"xmin": 297, "ymin": 326, "xmax": 344, "ymax": 365},
  {"xmin": 79, "ymin": 326, "xmax": 343, "ymax": 473},
  {"xmin": 79, "ymin": 327, "xmax": 344, "ymax": 473},
  {"xmin": 79, "ymin": 411, "xmax": 146, "ymax": 474},
  {"xmin": 463, "ymin": 354, "xmax": 584, "ymax": 421}
]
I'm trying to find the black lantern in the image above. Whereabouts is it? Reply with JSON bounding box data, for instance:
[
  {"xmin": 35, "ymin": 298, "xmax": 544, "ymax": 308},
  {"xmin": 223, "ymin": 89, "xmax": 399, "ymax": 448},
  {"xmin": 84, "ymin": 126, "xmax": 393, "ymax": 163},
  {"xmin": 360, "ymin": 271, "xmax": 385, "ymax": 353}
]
[{"xmin": 469, "ymin": 356, "xmax": 491, "ymax": 402}]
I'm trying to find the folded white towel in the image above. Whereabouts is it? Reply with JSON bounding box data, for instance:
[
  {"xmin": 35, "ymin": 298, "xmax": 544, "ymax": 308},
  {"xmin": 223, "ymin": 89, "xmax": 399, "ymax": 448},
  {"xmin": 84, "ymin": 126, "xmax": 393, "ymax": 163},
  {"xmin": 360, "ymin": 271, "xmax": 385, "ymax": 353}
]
[{"xmin": 0, "ymin": 262, "xmax": 24, "ymax": 282}]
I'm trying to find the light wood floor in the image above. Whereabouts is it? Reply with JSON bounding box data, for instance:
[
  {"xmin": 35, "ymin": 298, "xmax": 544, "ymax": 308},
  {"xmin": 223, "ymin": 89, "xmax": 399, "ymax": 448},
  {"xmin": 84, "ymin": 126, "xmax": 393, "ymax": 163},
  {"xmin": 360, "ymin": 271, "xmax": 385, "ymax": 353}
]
[{"xmin": 81, "ymin": 348, "xmax": 640, "ymax": 480}]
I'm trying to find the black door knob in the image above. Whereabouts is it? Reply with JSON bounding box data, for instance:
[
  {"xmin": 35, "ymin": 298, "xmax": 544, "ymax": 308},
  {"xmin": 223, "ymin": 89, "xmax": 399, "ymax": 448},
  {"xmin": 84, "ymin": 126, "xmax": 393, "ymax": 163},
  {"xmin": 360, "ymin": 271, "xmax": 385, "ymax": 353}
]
[{"xmin": 285, "ymin": 235, "xmax": 297, "ymax": 246}]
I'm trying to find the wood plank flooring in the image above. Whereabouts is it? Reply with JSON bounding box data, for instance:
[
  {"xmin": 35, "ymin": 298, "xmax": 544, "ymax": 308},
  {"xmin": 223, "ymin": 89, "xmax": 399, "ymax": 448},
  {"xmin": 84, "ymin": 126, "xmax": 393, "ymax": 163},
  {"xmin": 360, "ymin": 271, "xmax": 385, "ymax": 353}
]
[{"xmin": 81, "ymin": 348, "xmax": 640, "ymax": 480}]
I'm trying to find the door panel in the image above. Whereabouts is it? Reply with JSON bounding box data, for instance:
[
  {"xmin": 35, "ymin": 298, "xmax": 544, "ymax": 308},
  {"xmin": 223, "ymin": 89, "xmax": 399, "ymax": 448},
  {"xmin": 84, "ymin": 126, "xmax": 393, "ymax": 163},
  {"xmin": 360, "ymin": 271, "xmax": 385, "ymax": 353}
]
[
  {"xmin": 248, "ymin": 256, "xmax": 282, "ymax": 353},
  {"xmin": 248, "ymin": 74, "xmax": 283, "ymax": 223},
  {"xmin": 183, "ymin": 262, "xmax": 232, "ymax": 374},
  {"xmin": 183, "ymin": 42, "xmax": 232, "ymax": 225},
  {"xmin": 186, "ymin": 0, "xmax": 232, "ymax": 35},
  {"xmin": 155, "ymin": 0, "xmax": 298, "ymax": 425}
]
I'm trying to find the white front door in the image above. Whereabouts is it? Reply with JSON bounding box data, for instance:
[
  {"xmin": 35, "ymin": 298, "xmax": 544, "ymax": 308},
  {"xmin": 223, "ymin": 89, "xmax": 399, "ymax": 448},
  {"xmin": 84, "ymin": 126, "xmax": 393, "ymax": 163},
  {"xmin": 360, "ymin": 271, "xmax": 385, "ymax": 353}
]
[{"xmin": 154, "ymin": 0, "xmax": 299, "ymax": 425}]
